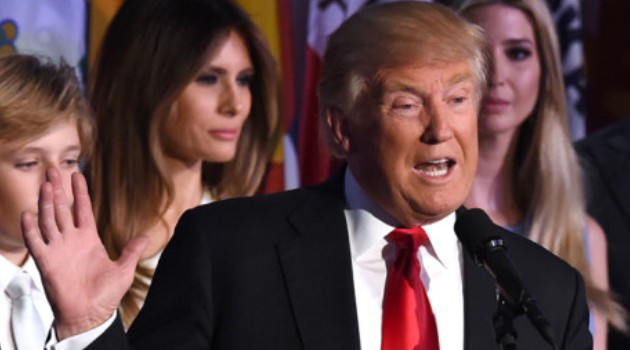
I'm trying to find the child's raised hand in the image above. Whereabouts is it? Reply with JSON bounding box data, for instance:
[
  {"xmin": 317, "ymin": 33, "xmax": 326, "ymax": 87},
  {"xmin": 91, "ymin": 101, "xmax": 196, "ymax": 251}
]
[{"xmin": 21, "ymin": 168, "xmax": 148, "ymax": 340}]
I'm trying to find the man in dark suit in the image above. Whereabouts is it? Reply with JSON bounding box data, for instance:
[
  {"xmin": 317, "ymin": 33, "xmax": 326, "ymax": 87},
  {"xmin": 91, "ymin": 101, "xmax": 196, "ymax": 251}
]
[
  {"xmin": 576, "ymin": 116, "xmax": 630, "ymax": 350},
  {"xmin": 25, "ymin": 2, "xmax": 591, "ymax": 349}
]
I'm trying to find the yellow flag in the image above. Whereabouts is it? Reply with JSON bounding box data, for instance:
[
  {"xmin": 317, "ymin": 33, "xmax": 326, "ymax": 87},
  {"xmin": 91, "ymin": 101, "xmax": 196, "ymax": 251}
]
[{"xmin": 88, "ymin": 0, "xmax": 125, "ymax": 69}]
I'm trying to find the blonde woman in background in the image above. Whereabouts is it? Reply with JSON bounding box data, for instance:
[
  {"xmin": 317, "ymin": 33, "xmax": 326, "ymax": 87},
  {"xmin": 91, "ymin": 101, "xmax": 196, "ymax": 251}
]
[
  {"xmin": 459, "ymin": 0, "xmax": 627, "ymax": 348},
  {"xmin": 89, "ymin": 0, "xmax": 280, "ymax": 327}
]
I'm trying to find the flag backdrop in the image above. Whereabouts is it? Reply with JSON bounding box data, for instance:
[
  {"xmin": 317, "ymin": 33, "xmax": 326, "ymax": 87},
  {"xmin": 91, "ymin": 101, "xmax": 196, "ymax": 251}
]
[
  {"xmin": 237, "ymin": 0, "xmax": 296, "ymax": 193},
  {"xmin": 0, "ymin": 0, "xmax": 86, "ymax": 83},
  {"xmin": 546, "ymin": 0, "xmax": 586, "ymax": 140},
  {"xmin": 88, "ymin": 0, "xmax": 124, "ymax": 70}
]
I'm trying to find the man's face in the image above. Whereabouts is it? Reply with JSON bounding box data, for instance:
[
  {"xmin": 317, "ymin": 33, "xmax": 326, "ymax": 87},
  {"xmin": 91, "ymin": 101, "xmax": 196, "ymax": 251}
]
[{"xmin": 339, "ymin": 60, "xmax": 479, "ymax": 226}]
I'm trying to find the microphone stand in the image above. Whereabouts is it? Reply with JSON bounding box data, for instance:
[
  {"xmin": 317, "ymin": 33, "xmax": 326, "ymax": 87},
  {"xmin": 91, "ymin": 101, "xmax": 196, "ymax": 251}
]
[
  {"xmin": 455, "ymin": 210, "xmax": 560, "ymax": 350},
  {"xmin": 482, "ymin": 239, "xmax": 560, "ymax": 350},
  {"xmin": 493, "ymin": 294, "xmax": 519, "ymax": 350},
  {"xmin": 491, "ymin": 292, "xmax": 559, "ymax": 350}
]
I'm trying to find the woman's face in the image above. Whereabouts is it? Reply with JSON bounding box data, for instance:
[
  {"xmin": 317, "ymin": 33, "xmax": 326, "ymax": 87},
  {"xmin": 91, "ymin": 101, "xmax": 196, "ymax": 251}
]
[
  {"xmin": 466, "ymin": 4, "xmax": 541, "ymax": 138},
  {"xmin": 162, "ymin": 30, "xmax": 253, "ymax": 167}
]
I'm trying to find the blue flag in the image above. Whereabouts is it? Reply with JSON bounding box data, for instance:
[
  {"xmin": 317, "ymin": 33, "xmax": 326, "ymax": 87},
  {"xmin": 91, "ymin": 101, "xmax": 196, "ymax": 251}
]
[{"xmin": 0, "ymin": 0, "xmax": 87, "ymax": 84}]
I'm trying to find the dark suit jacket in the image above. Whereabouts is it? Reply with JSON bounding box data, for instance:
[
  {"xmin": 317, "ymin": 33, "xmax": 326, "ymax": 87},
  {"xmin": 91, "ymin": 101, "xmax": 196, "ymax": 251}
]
[
  {"xmin": 87, "ymin": 172, "xmax": 591, "ymax": 349},
  {"xmin": 576, "ymin": 117, "xmax": 630, "ymax": 350}
]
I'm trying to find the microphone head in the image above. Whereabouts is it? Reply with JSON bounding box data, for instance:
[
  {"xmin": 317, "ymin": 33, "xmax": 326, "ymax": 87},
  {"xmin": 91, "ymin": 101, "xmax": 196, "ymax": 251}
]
[{"xmin": 454, "ymin": 208, "xmax": 503, "ymax": 258}]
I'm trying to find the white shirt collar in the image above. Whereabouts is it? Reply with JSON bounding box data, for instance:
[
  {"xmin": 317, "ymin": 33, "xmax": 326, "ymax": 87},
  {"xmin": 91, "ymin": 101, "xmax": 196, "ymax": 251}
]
[
  {"xmin": 344, "ymin": 169, "xmax": 396, "ymax": 259},
  {"xmin": 0, "ymin": 254, "xmax": 45, "ymax": 295},
  {"xmin": 344, "ymin": 168, "xmax": 459, "ymax": 267}
]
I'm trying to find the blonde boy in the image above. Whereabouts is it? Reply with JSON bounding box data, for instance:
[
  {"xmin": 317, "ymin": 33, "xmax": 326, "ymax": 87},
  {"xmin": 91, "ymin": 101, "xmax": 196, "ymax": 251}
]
[{"xmin": 0, "ymin": 54, "xmax": 93, "ymax": 350}]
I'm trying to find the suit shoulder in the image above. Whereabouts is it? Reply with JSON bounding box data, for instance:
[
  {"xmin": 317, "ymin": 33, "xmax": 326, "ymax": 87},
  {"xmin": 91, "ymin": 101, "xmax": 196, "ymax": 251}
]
[
  {"xmin": 179, "ymin": 183, "xmax": 344, "ymax": 228},
  {"xmin": 576, "ymin": 116, "xmax": 630, "ymax": 152},
  {"xmin": 187, "ymin": 187, "xmax": 308, "ymax": 218},
  {"xmin": 502, "ymin": 230, "xmax": 579, "ymax": 278}
]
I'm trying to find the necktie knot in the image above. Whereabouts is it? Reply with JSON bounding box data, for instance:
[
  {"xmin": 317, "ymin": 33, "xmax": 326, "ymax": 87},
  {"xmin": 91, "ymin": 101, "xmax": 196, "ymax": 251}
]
[
  {"xmin": 6, "ymin": 272, "xmax": 33, "ymax": 300},
  {"xmin": 387, "ymin": 226, "xmax": 429, "ymax": 252}
]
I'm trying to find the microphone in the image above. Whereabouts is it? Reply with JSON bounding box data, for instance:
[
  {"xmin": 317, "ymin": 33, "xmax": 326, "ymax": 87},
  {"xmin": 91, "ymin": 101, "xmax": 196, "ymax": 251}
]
[{"xmin": 454, "ymin": 208, "xmax": 558, "ymax": 348}]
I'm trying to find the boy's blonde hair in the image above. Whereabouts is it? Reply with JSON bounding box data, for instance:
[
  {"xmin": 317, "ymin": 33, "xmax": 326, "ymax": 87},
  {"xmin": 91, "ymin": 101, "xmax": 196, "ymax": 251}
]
[{"xmin": 0, "ymin": 54, "xmax": 94, "ymax": 157}]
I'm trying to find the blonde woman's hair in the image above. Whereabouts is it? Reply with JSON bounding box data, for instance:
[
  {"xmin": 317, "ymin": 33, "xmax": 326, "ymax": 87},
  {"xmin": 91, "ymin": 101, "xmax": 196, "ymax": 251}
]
[{"xmin": 460, "ymin": 0, "xmax": 627, "ymax": 331}]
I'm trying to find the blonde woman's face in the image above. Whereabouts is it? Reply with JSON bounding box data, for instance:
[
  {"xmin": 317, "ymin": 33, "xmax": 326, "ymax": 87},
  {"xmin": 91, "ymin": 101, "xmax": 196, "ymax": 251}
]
[
  {"xmin": 162, "ymin": 30, "xmax": 253, "ymax": 167},
  {"xmin": 466, "ymin": 4, "xmax": 541, "ymax": 138}
]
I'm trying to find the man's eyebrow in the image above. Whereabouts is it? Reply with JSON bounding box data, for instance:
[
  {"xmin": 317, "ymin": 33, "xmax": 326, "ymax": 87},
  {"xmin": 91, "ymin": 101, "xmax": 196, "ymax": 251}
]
[
  {"xmin": 383, "ymin": 82, "xmax": 423, "ymax": 96},
  {"xmin": 384, "ymin": 72, "xmax": 474, "ymax": 91},
  {"xmin": 448, "ymin": 71, "xmax": 475, "ymax": 86}
]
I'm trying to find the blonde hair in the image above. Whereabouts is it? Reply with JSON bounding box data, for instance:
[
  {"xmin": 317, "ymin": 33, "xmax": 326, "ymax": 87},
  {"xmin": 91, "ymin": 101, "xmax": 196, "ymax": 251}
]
[
  {"xmin": 460, "ymin": 0, "xmax": 627, "ymax": 331},
  {"xmin": 318, "ymin": 1, "xmax": 489, "ymax": 157},
  {"xmin": 0, "ymin": 53, "xmax": 94, "ymax": 155}
]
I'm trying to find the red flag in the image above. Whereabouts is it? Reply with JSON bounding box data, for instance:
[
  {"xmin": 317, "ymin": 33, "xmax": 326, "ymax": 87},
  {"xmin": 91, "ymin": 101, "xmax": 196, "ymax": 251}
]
[
  {"xmin": 239, "ymin": 0, "xmax": 296, "ymax": 193},
  {"xmin": 298, "ymin": 1, "xmax": 360, "ymax": 187}
]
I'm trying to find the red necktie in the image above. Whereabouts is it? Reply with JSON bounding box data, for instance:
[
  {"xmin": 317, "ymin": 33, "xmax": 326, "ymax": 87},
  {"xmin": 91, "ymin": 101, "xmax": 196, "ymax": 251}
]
[{"xmin": 381, "ymin": 226, "xmax": 440, "ymax": 350}]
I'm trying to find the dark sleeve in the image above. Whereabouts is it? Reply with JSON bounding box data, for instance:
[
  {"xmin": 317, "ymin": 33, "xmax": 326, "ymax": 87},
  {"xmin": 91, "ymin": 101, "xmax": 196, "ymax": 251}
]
[
  {"xmin": 501, "ymin": 232, "xmax": 593, "ymax": 350},
  {"xmin": 124, "ymin": 209, "xmax": 216, "ymax": 349},
  {"xmin": 85, "ymin": 316, "xmax": 130, "ymax": 350},
  {"xmin": 84, "ymin": 209, "xmax": 215, "ymax": 349}
]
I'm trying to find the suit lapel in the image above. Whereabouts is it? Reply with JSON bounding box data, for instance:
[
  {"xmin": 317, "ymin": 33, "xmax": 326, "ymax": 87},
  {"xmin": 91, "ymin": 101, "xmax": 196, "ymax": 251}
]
[
  {"xmin": 462, "ymin": 247, "xmax": 500, "ymax": 350},
  {"xmin": 276, "ymin": 176, "xmax": 361, "ymax": 350},
  {"xmin": 457, "ymin": 206, "xmax": 500, "ymax": 349}
]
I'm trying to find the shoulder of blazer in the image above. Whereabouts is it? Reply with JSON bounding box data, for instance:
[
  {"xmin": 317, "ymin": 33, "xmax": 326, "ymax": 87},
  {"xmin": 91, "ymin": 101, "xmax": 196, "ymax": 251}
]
[
  {"xmin": 184, "ymin": 167, "xmax": 346, "ymax": 223},
  {"xmin": 576, "ymin": 116, "xmax": 630, "ymax": 156},
  {"xmin": 502, "ymin": 228, "xmax": 577, "ymax": 276},
  {"xmin": 454, "ymin": 206, "xmax": 576, "ymax": 277}
]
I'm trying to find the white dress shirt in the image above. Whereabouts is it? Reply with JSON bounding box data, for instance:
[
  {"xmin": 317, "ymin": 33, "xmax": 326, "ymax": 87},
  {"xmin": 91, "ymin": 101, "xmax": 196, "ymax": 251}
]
[
  {"xmin": 1, "ymin": 254, "xmax": 53, "ymax": 350},
  {"xmin": 344, "ymin": 169, "xmax": 465, "ymax": 350}
]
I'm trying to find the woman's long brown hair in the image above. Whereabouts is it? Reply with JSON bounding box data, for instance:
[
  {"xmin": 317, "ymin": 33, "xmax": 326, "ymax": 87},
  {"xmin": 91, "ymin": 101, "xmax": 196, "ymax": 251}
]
[{"xmin": 88, "ymin": 0, "xmax": 280, "ymax": 327}]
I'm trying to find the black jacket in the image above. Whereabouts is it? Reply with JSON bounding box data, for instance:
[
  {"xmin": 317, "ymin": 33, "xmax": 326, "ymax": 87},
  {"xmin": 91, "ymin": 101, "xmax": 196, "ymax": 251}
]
[
  {"xmin": 88, "ymin": 172, "xmax": 591, "ymax": 349},
  {"xmin": 576, "ymin": 117, "xmax": 630, "ymax": 350}
]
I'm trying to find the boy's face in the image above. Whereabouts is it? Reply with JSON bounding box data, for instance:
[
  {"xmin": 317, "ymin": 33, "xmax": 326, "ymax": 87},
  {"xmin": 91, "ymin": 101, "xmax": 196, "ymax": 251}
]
[{"xmin": 0, "ymin": 121, "xmax": 81, "ymax": 265}]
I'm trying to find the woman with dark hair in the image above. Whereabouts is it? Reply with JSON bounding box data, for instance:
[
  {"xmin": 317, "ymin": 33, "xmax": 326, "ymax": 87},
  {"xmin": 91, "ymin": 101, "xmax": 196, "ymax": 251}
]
[{"xmin": 89, "ymin": 0, "xmax": 280, "ymax": 327}]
